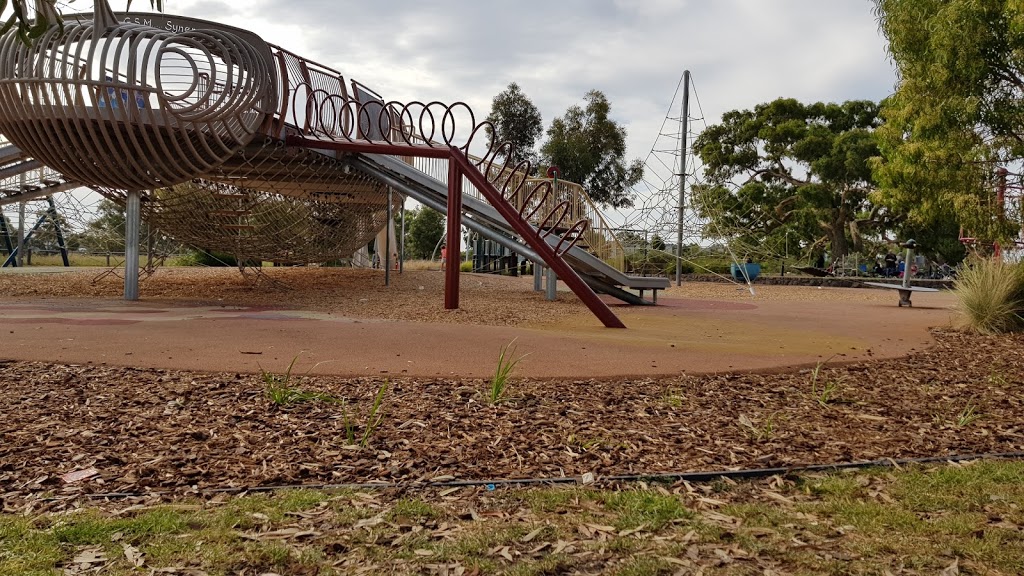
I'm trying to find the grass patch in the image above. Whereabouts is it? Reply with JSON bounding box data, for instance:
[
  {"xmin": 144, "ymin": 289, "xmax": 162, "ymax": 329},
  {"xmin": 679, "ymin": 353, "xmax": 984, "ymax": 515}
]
[
  {"xmin": 4, "ymin": 463, "xmax": 1024, "ymax": 574},
  {"xmin": 260, "ymin": 356, "xmax": 388, "ymax": 448},
  {"xmin": 597, "ymin": 490, "xmax": 692, "ymax": 531},
  {"xmin": 341, "ymin": 380, "xmax": 389, "ymax": 448},
  {"xmin": 953, "ymin": 257, "xmax": 1024, "ymax": 334},
  {"xmin": 614, "ymin": 554, "xmax": 672, "ymax": 575},
  {"xmin": 516, "ymin": 488, "xmax": 580, "ymax": 514},
  {"xmin": 388, "ymin": 498, "xmax": 441, "ymax": 522}
]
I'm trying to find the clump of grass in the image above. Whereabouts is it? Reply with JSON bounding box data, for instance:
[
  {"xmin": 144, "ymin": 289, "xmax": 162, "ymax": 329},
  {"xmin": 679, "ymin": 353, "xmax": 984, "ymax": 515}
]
[
  {"xmin": 662, "ymin": 386, "xmax": 684, "ymax": 408},
  {"xmin": 261, "ymin": 356, "xmax": 338, "ymax": 406},
  {"xmin": 488, "ymin": 339, "xmax": 527, "ymax": 404},
  {"xmin": 953, "ymin": 257, "xmax": 1024, "ymax": 334},
  {"xmin": 809, "ymin": 359, "xmax": 843, "ymax": 407},
  {"xmin": 738, "ymin": 413, "xmax": 777, "ymax": 442},
  {"xmin": 955, "ymin": 399, "xmax": 982, "ymax": 427},
  {"xmin": 340, "ymin": 380, "xmax": 389, "ymax": 448},
  {"xmin": 360, "ymin": 380, "xmax": 388, "ymax": 447}
]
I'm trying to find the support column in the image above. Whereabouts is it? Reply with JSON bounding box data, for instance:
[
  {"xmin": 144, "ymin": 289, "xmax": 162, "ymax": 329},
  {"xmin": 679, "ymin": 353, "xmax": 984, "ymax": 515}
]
[
  {"xmin": 676, "ymin": 70, "xmax": 690, "ymax": 287},
  {"xmin": 47, "ymin": 196, "xmax": 70, "ymax": 267},
  {"xmin": 902, "ymin": 244, "xmax": 915, "ymax": 290},
  {"xmin": 545, "ymin": 267, "xmax": 557, "ymax": 301},
  {"xmin": 533, "ymin": 263, "xmax": 543, "ymax": 292},
  {"xmin": 124, "ymin": 190, "xmax": 141, "ymax": 301},
  {"xmin": 399, "ymin": 196, "xmax": 405, "ymax": 274},
  {"xmin": 385, "ymin": 188, "xmax": 392, "ymax": 286},
  {"xmin": 0, "ymin": 211, "xmax": 14, "ymax": 258},
  {"xmin": 17, "ymin": 196, "xmax": 25, "ymax": 268},
  {"xmin": 146, "ymin": 224, "xmax": 154, "ymax": 271},
  {"xmin": 444, "ymin": 161, "xmax": 463, "ymax": 309}
]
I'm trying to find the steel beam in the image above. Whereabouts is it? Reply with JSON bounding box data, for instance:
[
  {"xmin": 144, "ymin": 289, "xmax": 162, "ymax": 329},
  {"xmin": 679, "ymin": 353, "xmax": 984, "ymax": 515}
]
[
  {"xmin": 444, "ymin": 160, "xmax": 463, "ymax": 310},
  {"xmin": 449, "ymin": 149, "xmax": 625, "ymax": 328},
  {"xmin": 124, "ymin": 190, "xmax": 141, "ymax": 300}
]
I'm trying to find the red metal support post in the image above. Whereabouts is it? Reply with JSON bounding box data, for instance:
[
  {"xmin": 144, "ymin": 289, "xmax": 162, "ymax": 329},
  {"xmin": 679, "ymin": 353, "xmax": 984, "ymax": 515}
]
[
  {"xmin": 445, "ymin": 158, "xmax": 463, "ymax": 309},
  {"xmin": 449, "ymin": 148, "xmax": 626, "ymax": 328},
  {"xmin": 279, "ymin": 136, "xmax": 624, "ymax": 327}
]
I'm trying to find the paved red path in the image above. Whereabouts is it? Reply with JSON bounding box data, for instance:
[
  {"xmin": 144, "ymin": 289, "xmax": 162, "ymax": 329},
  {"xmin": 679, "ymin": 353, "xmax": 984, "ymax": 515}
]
[{"xmin": 0, "ymin": 287, "xmax": 956, "ymax": 378}]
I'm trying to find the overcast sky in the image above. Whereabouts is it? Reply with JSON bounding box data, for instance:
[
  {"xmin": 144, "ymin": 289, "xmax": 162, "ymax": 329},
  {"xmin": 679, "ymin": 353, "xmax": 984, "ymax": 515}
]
[{"xmin": 103, "ymin": 0, "xmax": 896, "ymax": 163}]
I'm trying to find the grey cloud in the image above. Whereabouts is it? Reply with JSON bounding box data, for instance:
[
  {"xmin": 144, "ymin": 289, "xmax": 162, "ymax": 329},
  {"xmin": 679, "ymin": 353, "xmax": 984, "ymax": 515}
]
[{"xmin": 169, "ymin": 0, "xmax": 895, "ymax": 161}]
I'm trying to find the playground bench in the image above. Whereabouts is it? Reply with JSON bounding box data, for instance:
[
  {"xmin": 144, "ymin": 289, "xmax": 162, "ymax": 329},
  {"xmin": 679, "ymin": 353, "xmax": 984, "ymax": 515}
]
[{"xmin": 629, "ymin": 277, "xmax": 669, "ymax": 304}]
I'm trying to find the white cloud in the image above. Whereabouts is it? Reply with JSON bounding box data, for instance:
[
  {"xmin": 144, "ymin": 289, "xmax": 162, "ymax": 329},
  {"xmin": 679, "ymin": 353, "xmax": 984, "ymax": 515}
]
[{"xmin": 85, "ymin": 0, "xmax": 897, "ymax": 164}]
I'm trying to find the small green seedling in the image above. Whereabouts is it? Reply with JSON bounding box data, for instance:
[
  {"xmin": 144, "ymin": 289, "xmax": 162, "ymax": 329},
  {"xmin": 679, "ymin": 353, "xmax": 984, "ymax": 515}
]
[
  {"xmin": 489, "ymin": 338, "xmax": 527, "ymax": 404},
  {"xmin": 738, "ymin": 413, "xmax": 776, "ymax": 442},
  {"xmin": 809, "ymin": 358, "xmax": 842, "ymax": 407},
  {"xmin": 955, "ymin": 400, "xmax": 982, "ymax": 428},
  {"xmin": 261, "ymin": 355, "xmax": 338, "ymax": 406},
  {"xmin": 340, "ymin": 380, "xmax": 389, "ymax": 448},
  {"xmin": 361, "ymin": 380, "xmax": 388, "ymax": 447}
]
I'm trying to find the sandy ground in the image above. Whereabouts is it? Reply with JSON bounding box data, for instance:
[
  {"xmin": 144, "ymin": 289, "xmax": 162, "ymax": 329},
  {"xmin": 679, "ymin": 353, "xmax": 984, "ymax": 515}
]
[{"xmin": 0, "ymin": 266, "xmax": 958, "ymax": 378}]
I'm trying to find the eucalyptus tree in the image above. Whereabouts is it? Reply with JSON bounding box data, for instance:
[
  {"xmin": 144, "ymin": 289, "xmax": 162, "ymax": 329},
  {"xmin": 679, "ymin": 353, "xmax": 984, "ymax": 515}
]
[
  {"xmin": 540, "ymin": 90, "xmax": 643, "ymax": 209},
  {"xmin": 484, "ymin": 82, "xmax": 543, "ymax": 165},
  {"xmin": 872, "ymin": 0, "xmax": 1022, "ymax": 247},
  {"xmin": 692, "ymin": 98, "xmax": 887, "ymax": 258}
]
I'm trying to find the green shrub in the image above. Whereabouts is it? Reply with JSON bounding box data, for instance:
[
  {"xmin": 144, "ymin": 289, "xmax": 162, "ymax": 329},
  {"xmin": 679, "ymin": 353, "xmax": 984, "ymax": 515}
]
[
  {"xmin": 953, "ymin": 258, "xmax": 1024, "ymax": 334},
  {"xmin": 178, "ymin": 249, "xmax": 240, "ymax": 267},
  {"xmin": 624, "ymin": 251, "xmax": 691, "ymax": 276},
  {"xmin": 460, "ymin": 260, "xmax": 473, "ymax": 273}
]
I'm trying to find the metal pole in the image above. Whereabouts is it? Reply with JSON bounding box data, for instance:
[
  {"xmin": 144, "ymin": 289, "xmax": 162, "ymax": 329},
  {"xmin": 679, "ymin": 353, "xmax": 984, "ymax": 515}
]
[
  {"xmin": 444, "ymin": 160, "xmax": 463, "ymax": 309},
  {"xmin": 17, "ymin": 169, "xmax": 27, "ymax": 267},
  {"xmin": 385, "ymin": 188, "xmax": 392, "ymax": 286},
  {"xmin": 399, "ymin": 196, "xmax": 405, "ymax": 274},
  {"xmin": 124, "ymin": 190, "xmax": 140, "ymax": 300},
  {"xmin": 534, "ymin": 263, "xmax": 543, "ymax": 292},
  {"xmin": 676, "ymin": 70, "xmax": 690, "ymax": 287},
  {"xmin": 996, "ymin": 168, "xmax": 1008, "ymax": 263},
  {"xmin": 902, "ymin": 245, "xmax": 914, "ymax": 290},
  {"xmin": 782, "ymin": 230, "xmax": 789, "ymax": 277},
  {"xmin": 16, "ymin": 198, "xmax": 25, "ymax": 268},
  {"xmin": 47, "ymin": 196, "xmax": 70, "ymax": 267},
  {"xmin": 3, "ymin": 211, "xmax": 51, "ymax": 267},
  {"xmin": 0, "ymin": 210, "xmax": 14, "ymax": 258},
  {"xmin": 546, "ymin": 267, "xmax": 557, "ymax": 301},
  {"xmin": 145, "ymin": 223, "xmax": 154, "ymax": 271}
]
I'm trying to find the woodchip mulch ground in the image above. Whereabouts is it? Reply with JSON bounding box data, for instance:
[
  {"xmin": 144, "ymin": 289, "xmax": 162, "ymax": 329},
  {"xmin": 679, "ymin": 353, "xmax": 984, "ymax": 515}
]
[
  {"xmin": 2, "ymin": 322, "xmax": 1022, "ymax": 513},
  {"xmin": 0, "ymin": 267, "xmax": 591, "ymax": 327},
  {"xmin": 0, "ymin": 266, "xmax": 903, "ymax": 328}
]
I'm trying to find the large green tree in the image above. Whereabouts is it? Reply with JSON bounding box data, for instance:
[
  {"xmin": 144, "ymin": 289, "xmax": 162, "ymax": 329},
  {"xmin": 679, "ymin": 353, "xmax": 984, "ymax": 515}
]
[
  {"xmin": 872, "ymin": 0, "xmax": 1022, "ymax": 249},
  {"xmin": 692, "ymin": 98, "xmax": 887, "ymax": 259},
  {"xmin": 484, "ymin": 82, "xmax": 543, "ymax": 165},
  {"xmin": 401, "ymin": 206, "xmax": 445, "ymax": 260},
  {"xmin": 540, "ymin": 90, "xmax": 643, "ymax": 209},
  {"xmin": 77, "ymin": 198, "xmax": 126, "ymax": 252}
]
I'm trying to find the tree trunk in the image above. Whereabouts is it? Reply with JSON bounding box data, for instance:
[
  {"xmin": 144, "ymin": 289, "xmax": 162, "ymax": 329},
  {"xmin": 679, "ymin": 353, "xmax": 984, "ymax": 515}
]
[{"xmin": 824, "ymin": 212, "xmax": 849, "ymax": 259}]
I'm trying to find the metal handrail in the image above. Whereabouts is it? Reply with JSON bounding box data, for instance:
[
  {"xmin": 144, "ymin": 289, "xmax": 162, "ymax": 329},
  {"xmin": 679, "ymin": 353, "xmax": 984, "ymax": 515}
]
[{"xmin": 263, "ymin": 45, "xmax": 627, "ymax": 272}]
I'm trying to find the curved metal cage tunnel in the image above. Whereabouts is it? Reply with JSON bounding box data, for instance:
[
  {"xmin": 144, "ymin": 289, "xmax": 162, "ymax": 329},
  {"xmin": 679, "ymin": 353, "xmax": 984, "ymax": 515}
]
[{"xmin": 0, "ymin": 7, "xmax": 626, "ymax": 272}]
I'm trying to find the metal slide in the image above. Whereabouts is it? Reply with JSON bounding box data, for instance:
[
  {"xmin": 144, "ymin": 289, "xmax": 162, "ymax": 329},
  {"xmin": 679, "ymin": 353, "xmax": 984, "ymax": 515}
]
[
  {"xmin": 351, "ymin": 153, "xmax": 667, "ymax": 305},
  {"xmin": 1, "ymin": 134, "xmax": 667, "ymax": 305}
]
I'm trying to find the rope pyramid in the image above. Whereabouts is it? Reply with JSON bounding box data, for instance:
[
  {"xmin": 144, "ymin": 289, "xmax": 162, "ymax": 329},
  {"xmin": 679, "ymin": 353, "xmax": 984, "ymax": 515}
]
[{"xmin": 616, "ymin": 73, "xmax": 781, "ymax": 281}]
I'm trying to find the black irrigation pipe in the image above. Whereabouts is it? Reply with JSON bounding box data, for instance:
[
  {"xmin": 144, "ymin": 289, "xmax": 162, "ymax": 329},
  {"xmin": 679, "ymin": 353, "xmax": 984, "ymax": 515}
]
[{"xmin": 47, "ymin": 450, "xmax": 1024, "ymax": 502}]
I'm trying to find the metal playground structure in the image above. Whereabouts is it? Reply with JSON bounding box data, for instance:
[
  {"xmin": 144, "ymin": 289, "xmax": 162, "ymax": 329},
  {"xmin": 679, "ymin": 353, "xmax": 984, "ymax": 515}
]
[{"xmin": 0, "ymin": 1, "xmax": 669, "ymax": 328}]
